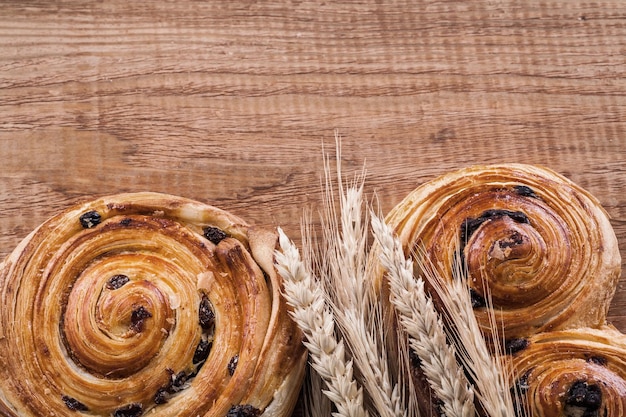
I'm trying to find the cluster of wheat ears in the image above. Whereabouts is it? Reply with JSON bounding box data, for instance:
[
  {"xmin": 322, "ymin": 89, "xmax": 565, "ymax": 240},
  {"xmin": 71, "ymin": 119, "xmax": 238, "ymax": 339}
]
[{"xmin": 274, "ymin": 141, "xmax": 525, "ymax": 417}]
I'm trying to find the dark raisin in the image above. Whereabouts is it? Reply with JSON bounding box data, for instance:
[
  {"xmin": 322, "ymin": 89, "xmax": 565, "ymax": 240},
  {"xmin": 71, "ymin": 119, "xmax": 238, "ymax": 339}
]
[
  {"xmin": 514, "ymin": 185, "xmax": 539, "ymax": 199},
  {"xmin": 106, "ymin": 274, "xmax": 130, "ymax": 290},
  {"xmin": 113, "ymin": 403, "xmax": 143, "ymax": 417},
  {"xmin": 120, "ymin": 218, "xmax": 132, "ymax": 226},
  {"xmin": 505, "ymin": 338, "xmax": 530, "ymax": 355},
  {"xmin": 193, "ymin": 339, "xmax": 212, "ymax": 364},
  {"xmin": 565, "ymin": 381, "xmax": 602, "ymax": 412},
  {"xmin": 469, "ymin": 288, "xmax": 486, "ymax": 308},
  {"xmin": 226, "ymin": 404, "xmax": 262, "ymax": 417},
  {"xmin": 459, "ymin": 209, "xmax": 530, "ymax": 256},
  {"xmin": 460, "ymin": 217, "xmax": 486, "ymax": 246},
  {"xmin": 153, "ymin": 368, "xmax": 191, "ymax": 403},
  {"xmin": 498, "ymin": 231, "xmax": 525, "ymax": 248},
  {"xmin": 199, "ymin": 295, "xmax": 215, "ymax": 330},
  {"xmin": 154, "ymin": 387, "xmax": 169, "ymax": 405},
  {"xmin": 482, "ymin": 209, "xmax": 529, "ymax": 225},
  {"xmin": 170, "ymin": 370, "xmax": 189, "ymax": 393},
  {"xmin": 203, "ymin": 226, "xmax": 227, "ymax": 244},
  {"xmin": 130, "ymin": 306, "xmax": 152, "ymax": 332},
  {"xmin": 79, "ymin": 210, "xmax": 101, "ymax": 229},
  {"xmin": 587, "ymin": 356, "xmax": 608, "ymax": 366},
  {"xmin": 507, "ymin": 211, "xmax": 530, "ymax": 224},
  {"xmin": 462, "ymin": 209, "xmax": 529, "ymax": 240},
  {"xmin": 228, "ymin": 354, "xmax": 239, "ymax": 376},
  {"xmin": 62, "ymin": 395, "xmax": 89, "ymax": 412}
]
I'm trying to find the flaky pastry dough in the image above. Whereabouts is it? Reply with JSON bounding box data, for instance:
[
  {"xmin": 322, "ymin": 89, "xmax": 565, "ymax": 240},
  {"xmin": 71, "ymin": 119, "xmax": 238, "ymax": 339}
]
[
  {"xmin": 372, "ymin": 163, "xmax": 621, "ymax": 338},
  {"xmin": 0, "ymin": 192, "xmax": 306, "ymax": 417},
  {"xmin": 369, "ymin": 164, "xmax": 622, "ymax": 417},
  {"xmin": 507, "ymin": 326, "xmax": 626, "ymax": 417}
]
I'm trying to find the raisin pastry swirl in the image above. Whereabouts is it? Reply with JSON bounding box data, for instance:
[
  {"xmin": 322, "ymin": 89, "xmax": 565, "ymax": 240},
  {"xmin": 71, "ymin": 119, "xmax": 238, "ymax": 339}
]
[
  {"xmin": 507, "ymin": 327, "xmax": 626, "ymax": 417},
  {"xmin": 374, "ymin": 163, "xmax": 621, "ymax": 339},
  {"xmin": 0, "ymin": 192, "xmax": 307, "ymax": 417}
]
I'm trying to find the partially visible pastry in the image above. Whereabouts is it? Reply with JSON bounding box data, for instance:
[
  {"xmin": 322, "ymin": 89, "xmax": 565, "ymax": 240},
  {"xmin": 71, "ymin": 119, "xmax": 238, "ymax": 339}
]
[
  {"xmin": 0, "ymin": 192, "xmax": 307, "ymax": 417},
  {"xmin": 371, "ymin": 163, "xmax": 621, "ymax": 339},
  {"xmin": 507, "ymin": 326, "xmax": 626, "ymax": 417}
]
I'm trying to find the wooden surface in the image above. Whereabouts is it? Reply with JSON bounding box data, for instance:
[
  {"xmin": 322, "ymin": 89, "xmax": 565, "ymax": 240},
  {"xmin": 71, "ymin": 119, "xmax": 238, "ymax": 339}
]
[{"xmin": 0, "ymin": 0, "xmax": 625, "ymax": 383}]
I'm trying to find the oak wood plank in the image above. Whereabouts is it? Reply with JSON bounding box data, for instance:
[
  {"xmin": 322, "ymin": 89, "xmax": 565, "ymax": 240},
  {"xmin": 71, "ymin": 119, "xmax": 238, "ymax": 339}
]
[{"xmin": 0, "ymin": 4, "xmax": 625, "ymax": 412}]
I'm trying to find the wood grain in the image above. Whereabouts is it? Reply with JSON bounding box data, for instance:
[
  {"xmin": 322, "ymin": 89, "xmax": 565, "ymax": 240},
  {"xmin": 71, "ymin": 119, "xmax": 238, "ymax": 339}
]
[{"xmin": 0, "ymin": 0, "xmax": 625, "ymax": 407}]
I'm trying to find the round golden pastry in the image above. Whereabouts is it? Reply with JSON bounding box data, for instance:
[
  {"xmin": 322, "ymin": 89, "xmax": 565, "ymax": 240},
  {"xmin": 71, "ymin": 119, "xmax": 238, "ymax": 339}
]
[
  {"xmin": 507, "ymin": 326, "xmax": 626, "ymax": 417},
  {"xmin": 372, "ymin": 163, "xmax": 621, "ymax": 339},
  {"xmin": 0, "ymin": 192, "xmax": 307, "ymax": 417}
]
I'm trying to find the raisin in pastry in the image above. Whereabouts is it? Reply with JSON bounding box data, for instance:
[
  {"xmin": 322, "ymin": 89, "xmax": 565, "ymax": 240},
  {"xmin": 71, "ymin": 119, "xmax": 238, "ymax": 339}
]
[
  {"xmin": 507, "ymin": 326, "xmax": 626, "ymax": 417},
  {"xmin": 368, "ymin": 164, "xmax": 622, "ymax": 417},
  {"xmin": 370, "ymin": 163, "xmax": 620, "ymax": 339},
  {"xmin": 0, "ymin": 192, "xmax": 307, "ymax": 417}
]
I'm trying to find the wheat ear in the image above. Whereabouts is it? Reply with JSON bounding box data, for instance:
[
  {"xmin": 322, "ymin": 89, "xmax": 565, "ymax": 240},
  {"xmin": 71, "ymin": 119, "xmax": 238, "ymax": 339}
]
[
  {"xmin": 275, "ymin": 228, "xmax": 369, "ymax": 417},
  {"xmin": 420, "ymin": 256, "xmax": 515, "ymax": 417},
  {"xmin": 320, "ymin": 138, "xmax": 404, "ymax": 417},
  {"xmin": 299, "ymin": 213, "xmax": 333, "ymax": 417},
  {"xmin": 371, "ymin": 214, "xmax": 475, "ymax": 417}
]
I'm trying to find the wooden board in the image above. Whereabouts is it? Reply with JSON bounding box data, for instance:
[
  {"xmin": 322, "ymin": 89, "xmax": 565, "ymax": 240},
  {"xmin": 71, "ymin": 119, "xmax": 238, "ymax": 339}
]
[{"xmin": 1, "ymin": 0, "xmax": 625, "ymax": 409}]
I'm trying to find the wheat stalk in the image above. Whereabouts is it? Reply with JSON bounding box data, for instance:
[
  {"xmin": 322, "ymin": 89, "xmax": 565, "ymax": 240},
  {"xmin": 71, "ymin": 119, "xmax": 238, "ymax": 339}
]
[
  {"xmin": 278, "ymin": 136, "xmax": 520, "ymax": 417},
  {"xmin": 333, "ymin": 307, "xmax": 405, "ymax": 417},
  {"xmin": 419, "ymin": 254, "xmax": 515, "ymax": 417},
  {"xmin": 319, "ymin": 137, "xmax": 405, "ymax": 417},
  {"xmin": 319, "ymin": 137, "xmax": 369, "ymax": 309},
  {"xmin": 275, "ymin": 228, "xmax": 369, "ymax": 417},
  {"xmin": 298, "ymin": 213, "xmax": 333, "ymax": 417},
  {"xmin": 371, "ymin": 214, "xmax": 475, "ymax": 417}
]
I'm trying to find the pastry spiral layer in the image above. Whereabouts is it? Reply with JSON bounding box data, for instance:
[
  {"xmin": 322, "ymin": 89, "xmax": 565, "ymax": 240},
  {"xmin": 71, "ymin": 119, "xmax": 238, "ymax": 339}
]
[
  {"xmin": 0, "ymin": 192, "xmax": 306, "ymax": 417},
  {"xmin": 374, "ymin": 163, "xmax": 621, "ymax": 339},
  {"xmin": 507, "ymin": 327, "xmax": 626, "ymax": 417}
]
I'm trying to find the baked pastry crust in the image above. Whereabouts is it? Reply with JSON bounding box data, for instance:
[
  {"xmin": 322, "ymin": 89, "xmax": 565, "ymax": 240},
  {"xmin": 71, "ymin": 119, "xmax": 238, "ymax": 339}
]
[
  {"xmin": 372, "ymin": 163, "xmax": 621, "ymax": 339},
  {"xmin": 0, "ymin": 192, "xmax": 306, "ymax": 417},
  {"xmin": 368, "ymin": 164, "xmax": 622, "ymax": 417},
  {"xmin": 507, "ymin": 326, "xmax": 626, "ymax": 417}
]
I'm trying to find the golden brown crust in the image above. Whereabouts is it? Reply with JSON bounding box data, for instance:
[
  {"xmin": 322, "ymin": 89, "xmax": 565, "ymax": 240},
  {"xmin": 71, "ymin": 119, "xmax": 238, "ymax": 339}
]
[
  {"xmin": 368, "ymin": 164, "xmax": 623, "ymax": 417},
  {"xmin": 507, "ymin": 326, "xmax": 626, "ymax": 416},
  {"xmin": 372, "ymin": 163, "xmax": 621, "ymax": 339},
  {"xmin": 0, "ymin": 192, "xmax": 306, "ymax": 417}
]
